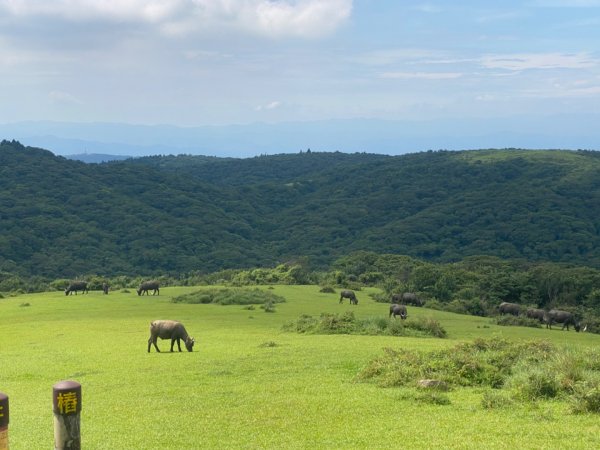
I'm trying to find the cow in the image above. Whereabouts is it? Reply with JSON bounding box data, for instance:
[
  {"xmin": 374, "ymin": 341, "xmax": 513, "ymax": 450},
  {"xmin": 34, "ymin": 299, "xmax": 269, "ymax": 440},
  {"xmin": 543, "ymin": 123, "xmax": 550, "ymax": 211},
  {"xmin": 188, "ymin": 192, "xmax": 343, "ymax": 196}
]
[
  {"xmin": 147, "ymin": 320, "xmax": 195, "ymax": 353},
  {"xmin": 339, "ymin": 290, "xmax": 358, "ymax": 305},
  {"xmin": 65, "ymin": 281, "xmax": 88, "ymax": 296},
  {"xmin": 526, "ymin": 308, "xmax": 545, "ymax": 323},
  {"xmin": 102, "ymin": 283, "xmax": 109, "ymax": 295},
  {"xmin": 137, "ymin": 281, "xmax": 160, "ymax": 296},
  {"xmin": 499, "ymin": 302, "xmax": 521, "ymax": 316},
  {"xmin": 389, "ymin": 304, "xmax": 407, "ymax": 320},
  {"xmin": 544, "ymin": 309, "xmax": 581, "ymax": 332},
  {"xmin": 391, "ymin": 292, "xmax": 423, "ymax": 307}
]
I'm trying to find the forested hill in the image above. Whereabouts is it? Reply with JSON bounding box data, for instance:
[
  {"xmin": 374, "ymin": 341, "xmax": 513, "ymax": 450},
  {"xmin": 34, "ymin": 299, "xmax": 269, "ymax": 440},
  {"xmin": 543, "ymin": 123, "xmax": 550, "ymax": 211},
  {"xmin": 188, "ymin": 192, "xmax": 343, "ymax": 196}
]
[{"xmin": 1, "ymin": 139, "xmax": 599, "ymax": 278}]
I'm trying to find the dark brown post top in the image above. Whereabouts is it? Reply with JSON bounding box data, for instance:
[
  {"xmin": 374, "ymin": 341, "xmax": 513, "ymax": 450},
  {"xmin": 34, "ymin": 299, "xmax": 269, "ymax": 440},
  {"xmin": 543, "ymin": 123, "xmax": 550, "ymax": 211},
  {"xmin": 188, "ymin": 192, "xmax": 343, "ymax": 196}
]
[
  {"xmin": 52, "ymin": 381, "xmax": 82, "ymax": 415},
  {"xmin": 0, "ymin": 392, "xmax": 8, "ymax": 427}
]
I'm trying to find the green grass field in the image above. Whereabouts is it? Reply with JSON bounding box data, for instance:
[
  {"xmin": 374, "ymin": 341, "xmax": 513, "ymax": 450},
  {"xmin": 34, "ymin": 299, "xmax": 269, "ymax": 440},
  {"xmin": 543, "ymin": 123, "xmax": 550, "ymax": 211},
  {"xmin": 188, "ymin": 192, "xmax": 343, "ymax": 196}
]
[{"xmin": 1, "ymin": 285, "xmax": 599, "ymax": 449}]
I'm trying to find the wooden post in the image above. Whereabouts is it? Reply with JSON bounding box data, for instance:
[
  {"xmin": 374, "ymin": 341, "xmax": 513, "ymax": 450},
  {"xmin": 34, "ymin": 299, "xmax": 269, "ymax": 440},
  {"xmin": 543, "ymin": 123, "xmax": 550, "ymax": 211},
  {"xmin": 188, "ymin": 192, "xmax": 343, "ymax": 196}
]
[
  {"xmin": 0, "ymin": 392, "xmax": 8, "ymax": 450},
  {"xmin": 52, "ymin": 381, "xmax": 81, "ymax": 450}
]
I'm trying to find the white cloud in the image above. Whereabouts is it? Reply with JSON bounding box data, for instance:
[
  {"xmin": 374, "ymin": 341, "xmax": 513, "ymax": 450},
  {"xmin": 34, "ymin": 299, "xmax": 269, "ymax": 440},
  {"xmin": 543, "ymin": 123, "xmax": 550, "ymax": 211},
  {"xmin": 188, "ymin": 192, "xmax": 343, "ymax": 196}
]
[
  {"xmin": 412, "ymin": 4, "xmax": 443, "ymax": 14},
  {"xmin": 351, "ymin": 49, "xmax": 445, "ymax": 66},
  {"xmin": 49, "ymin": 90, "xmax": 82, "ymax": 105},
  {"xmin": 0, "ymin": 0, "xmax": 186, "ymax": 22},
  {"xmin": 255, "ymin": 101, "xmax": 282, "ymax": 111},
  {"xmin": 0, "ymin": 0, "xmax": 352, "ymax": 39},
  {"xmin": 475, "ymin": 94, "xmax": 497, "ymax": 101},
  {"xmin": 381, "ymin": 71, "xmax": 462, "ymax": 80},
  {"xmin": 522, "ymin": 84, "xmax": 600, "ymax": 98},
  {"xmin": 481, "ymin": 52, "xmax": 598, "ymax": 71}
]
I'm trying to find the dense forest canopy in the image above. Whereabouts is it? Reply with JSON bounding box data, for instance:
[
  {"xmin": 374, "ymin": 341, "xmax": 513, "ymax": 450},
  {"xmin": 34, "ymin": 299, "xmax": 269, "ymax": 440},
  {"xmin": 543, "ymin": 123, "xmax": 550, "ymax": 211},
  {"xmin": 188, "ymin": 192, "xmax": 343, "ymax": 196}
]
[{"xmin": 1, "ymin": 139, "xmax": 600, "ymax": 278}]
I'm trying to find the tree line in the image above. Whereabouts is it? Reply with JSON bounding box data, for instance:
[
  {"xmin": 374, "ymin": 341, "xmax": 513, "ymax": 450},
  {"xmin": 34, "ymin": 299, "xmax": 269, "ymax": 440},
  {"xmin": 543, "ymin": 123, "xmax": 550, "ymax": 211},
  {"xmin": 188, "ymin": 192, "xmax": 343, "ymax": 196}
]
[{"xmin": 2, "ymin": 251, "xmax": 600, "ymax": 331}]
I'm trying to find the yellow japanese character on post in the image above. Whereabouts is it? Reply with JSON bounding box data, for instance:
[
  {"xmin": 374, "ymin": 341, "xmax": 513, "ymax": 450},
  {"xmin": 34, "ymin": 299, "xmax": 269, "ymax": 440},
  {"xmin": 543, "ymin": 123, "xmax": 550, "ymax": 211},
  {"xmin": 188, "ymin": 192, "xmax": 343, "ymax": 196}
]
[{"xmin": 57, "ymin": 391, "xmax": 78, "ymax": 414}]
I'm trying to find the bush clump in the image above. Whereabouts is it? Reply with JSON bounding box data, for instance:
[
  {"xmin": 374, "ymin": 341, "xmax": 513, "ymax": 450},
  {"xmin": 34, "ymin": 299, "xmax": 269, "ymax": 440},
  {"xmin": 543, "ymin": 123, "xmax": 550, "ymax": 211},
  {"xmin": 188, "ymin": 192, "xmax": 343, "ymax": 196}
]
[
  {"xmin": 571, "ymin": 381, "xmax": 600, "ymax": 414},
  {"xmin": 282, "ymin": 312, "xmax": 446, "ymax": 338},
  {"xmin": 415, "ymin": 392, "xmax": 451, "ymax": 406},
  {"xmin": 319, "ymin": 286, "xmax": 336, "ymax": 293},
  {"xmin": 359, "ymin": 337, "xmax": 600, "ymax": 413},
  {"xmin": 481, "ymin": 390, "xmax": 514, "ymax": 409},
  {"xmin": 511, "ymin": 370, "xmax": 561, "ymax": 400},
  {"xmin": 357, "ymin": 338, "xmax": 555, "ymax": 389},
  {"xmin": 172, "ymin": 288, "xmax": 285, "ymax": 306},
  {"xmin": 260, "ymin": 299, "xmax": 276, "ymax": 313},
  {"xmin": 495, "ymin": 315, "xmax": 542, "ymax": 328}
]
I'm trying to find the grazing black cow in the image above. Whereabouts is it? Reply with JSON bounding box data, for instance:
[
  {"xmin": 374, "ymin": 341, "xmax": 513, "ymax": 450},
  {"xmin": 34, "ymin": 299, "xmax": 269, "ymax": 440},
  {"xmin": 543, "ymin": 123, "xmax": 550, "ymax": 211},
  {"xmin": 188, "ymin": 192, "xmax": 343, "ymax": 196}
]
[
  {"xmin": 526, "ymin": 308, "xmax": 545, "ymax": 323},
  {"xmin": 499, "ymin": 302, "xmax": 521, "ymax": 316},
  {"xmin": 137, "ymin": 281, "xmax": 160, "ymax": 296},
  {"xmin": 389, "ymin": 304, "xmax": 407, "ymax": 320},
  {"xmin": 339, "ymin": 290, "xmax": 358, "ymax": 305},
  {"xmin": 544, "ymin": 309, "xmax": 581, "ymax": 332},
  {"xmin": 391, "ymin": 292, "xmax": 423, "ymax": 307},
  {"xmin": 65, "ymin": 281, "xmax": 88, "ymax": 296}
]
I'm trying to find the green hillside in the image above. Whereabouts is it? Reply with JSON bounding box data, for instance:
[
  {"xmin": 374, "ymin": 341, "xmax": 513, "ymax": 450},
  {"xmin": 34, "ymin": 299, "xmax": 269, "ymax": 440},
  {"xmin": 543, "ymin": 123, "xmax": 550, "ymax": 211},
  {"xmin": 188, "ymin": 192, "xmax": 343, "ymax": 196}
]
[{"xmin": 1, "ymin": 139, "xmax": 600, "ymax": 277}]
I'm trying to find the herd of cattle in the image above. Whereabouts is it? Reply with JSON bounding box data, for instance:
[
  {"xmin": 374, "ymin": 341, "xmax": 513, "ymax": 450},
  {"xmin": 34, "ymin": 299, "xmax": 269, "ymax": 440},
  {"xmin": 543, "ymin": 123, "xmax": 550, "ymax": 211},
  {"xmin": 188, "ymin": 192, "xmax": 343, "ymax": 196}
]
[
  {"xmin": 339, "ymin": 289, "xmax": 584, "ymax": 332},
  {"xmin": 499, "ymin": 301, "xmax": 584, "ymax": 332},
  {"xmin": 64, "ymin": 280, "xmax": 160, "ymax": 296},
  {"xmin": 63, "ymin": 280, "xmax": 197, "ymax": 353}
]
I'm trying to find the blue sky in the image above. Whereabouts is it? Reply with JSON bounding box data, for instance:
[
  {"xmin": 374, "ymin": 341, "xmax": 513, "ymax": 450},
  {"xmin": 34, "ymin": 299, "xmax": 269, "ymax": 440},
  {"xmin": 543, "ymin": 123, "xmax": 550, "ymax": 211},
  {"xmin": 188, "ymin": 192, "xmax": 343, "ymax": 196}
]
[{"xmin": 1, "ymin": 1, "xmax": 600, "ymax": 153}]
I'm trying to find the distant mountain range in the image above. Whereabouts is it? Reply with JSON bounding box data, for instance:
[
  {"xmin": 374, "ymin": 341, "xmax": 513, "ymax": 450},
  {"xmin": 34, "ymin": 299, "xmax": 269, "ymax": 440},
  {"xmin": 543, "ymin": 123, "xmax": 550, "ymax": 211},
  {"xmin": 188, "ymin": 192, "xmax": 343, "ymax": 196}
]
[{"xmin": 2, "ymin": 114, "xmax": 599, "ymax": 159}]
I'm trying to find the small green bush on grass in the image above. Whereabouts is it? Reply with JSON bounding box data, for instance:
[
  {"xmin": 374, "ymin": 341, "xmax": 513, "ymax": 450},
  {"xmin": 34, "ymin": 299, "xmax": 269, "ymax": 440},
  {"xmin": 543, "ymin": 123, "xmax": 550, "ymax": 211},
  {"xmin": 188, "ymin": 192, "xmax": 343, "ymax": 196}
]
[
  {"xmin": 495, "ymin": 315, "xmax": 543, "ymax": 328},
  {"xmin": 260, "ymin": 299, "xmax": 276, "ymax": 312},
  {"xmin": 359, "ymin": 337, "xmax": 600, "ymax": 413},
  {"xmin": 357, "ymin": 338, "xmax": 555, "ymax": 389},
  {"xmin": 282, "ymin": 312, "xmax": 446, "ymax": 338},
  {"xmin": 415, "ymin": 391, "xmax": 451, "ymax": 406},
  {"xmin": 511, "ymin": 370, "xmax": 561, "ymax": 400},
  {"xmin": 571, "ymin": 381, "xmax": 600, "ymax": 413},
  {"xmin": 481, "ymin": 390, "xmax": 514, "ymax": 409},
  {"xmin": 172, "ymin": 288, "xmax": 286, "ymax": 306},
  {"xmin": 319, "ymin": 286, "xmax": 336, "ymax": 293}
]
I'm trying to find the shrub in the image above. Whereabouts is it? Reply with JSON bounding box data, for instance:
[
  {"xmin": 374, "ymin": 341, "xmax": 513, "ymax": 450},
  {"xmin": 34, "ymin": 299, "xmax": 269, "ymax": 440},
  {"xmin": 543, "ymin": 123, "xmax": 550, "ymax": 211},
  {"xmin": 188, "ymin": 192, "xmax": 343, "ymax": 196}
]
[
  {"xmin": 319, "ymin": 286, "xmax": 336, "ymax": 293},
  {"xmin": 423, "ymin": 299, "xmax": 444, "ymax": 311},
  {"xmin": 357, "ymin": 338, "xmax": 556, "ymax": 389},
  {"xmin": 172, "ymin": 288, "xmax": 285, "ymax": 306},
  {"xmin": 571, "ymin": 381, "xmax": 600, "ymax": 414},
  {"xmin": 261, "ymin": 300, "xmax": 276, "ymax": 313},
  {"xmin": 369, "ymin": 291, "xmax": 390, "ymax": 303},
  {"xmin": 511, "ymin": 370, "xmax": 560, "ymax": 400},
  {"xmin": 318, "ymin": 311, "xmax": 358, "ymax": 334},
  {"xmin": 406, "ymin": 317, "xmax": 447, "ymax": 338},
  {"xmin": 283, "ymin": 313, "xmax": 446, "ymax": 339},
  {"xmin": 481, "ymin": 390, "xmax": 513, "ymax": 409},
  {"xmin": 495, "ymin": 315, "xmax": 542, "ymax": 328},
  {"xmin": 415, "ymin": 392, "xmax": 451, "ymax": 405}
]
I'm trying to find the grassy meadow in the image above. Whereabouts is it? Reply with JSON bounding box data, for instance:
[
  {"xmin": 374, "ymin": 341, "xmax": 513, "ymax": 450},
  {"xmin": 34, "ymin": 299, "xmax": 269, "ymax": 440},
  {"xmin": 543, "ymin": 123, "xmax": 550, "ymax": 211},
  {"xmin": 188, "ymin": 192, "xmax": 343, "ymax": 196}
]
[{"xmin": 1, "ymin": 285, "xmax": 600, "ymax": 449}]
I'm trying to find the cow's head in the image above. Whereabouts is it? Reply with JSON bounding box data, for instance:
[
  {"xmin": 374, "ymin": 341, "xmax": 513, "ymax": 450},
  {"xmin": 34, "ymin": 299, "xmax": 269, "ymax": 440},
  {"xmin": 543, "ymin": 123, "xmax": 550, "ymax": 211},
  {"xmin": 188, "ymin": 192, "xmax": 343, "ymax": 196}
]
[{"xmin": 185, "ymin": 337, "xmax": 195, "ymax": 352}]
